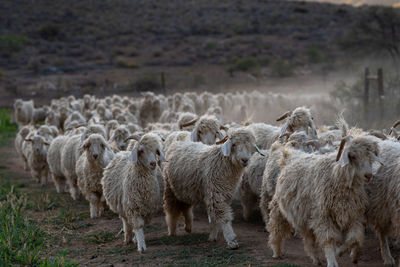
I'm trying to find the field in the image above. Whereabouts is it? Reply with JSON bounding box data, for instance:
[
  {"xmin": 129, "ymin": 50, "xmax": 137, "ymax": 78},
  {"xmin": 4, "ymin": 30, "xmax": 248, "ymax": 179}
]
[{"xmin": 0, "ymin": 109, "xmax": 396, "ymax": 266}]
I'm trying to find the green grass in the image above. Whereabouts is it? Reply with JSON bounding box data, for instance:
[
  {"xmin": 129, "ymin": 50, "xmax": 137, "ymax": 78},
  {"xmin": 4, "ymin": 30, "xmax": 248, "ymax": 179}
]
[
  {"xmin": 228, "ymin": 56, "xmax": 260, "ymax": 74},
  {"xmin": 0, "ymin": 181, "xmax": 77, "ymax": 266},
  {"xmin": 0, "ymin": 109, "xmax": 18, "ymax": 147},
  {"xmin": 86, "ymin": 230, "xmax": 117, "ymax": 244},
  {"xmin": 0, "ymin": 34, "xmax": 30, "ymax": 54}
]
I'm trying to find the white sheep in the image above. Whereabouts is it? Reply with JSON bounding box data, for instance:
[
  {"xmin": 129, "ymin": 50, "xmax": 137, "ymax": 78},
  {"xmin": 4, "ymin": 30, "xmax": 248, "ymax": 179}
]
[
  {"xmin": 14, "ymin": 99, "xmax": 33, "ymax": 127},
  {"xmin": 15, "ymin": 126, "xmax": 32, "ymax": 170},
  {"xmin": 47, "ymin": 135, "xmax": 69, "ymax": 193},
  {"xmin": 76, "ymin": 134, "xmax": 114, "ymax": 218},
  {"xmin": 163, "ymin": 128, "xmax": 264, "ymax": 249},
  {"xmin": 24, "ymin": 135, "xmax": 51, "ymax": 186},
  {"xmin": 101, "ymin": 133, "xmax": 164, "ymax": 252},
  {"xmin": 267, "ymin": 136, "xmax": 382, "ymax": 267},
  {"xmin": 366, "ymin": 139, "xmax": 400, "ymax": 266}
]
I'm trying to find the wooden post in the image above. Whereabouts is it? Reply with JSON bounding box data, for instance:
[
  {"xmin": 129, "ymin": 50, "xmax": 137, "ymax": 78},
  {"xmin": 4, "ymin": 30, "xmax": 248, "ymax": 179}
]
[
  {"xmin": 161, "ymin": 72, "xmax": 166, "ymax": 93},
  {"xmin": 364, "ymin": 68, "xmax": 369, "ymax": 122},
  {"xmin": 377, "ymin": 68, "xmax": 384, "ymax": 119}
]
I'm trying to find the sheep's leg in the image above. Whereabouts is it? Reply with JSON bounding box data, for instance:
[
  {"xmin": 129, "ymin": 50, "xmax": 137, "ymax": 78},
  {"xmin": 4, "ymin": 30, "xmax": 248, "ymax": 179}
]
[
  {"xmin": 343, "ymin": 222, "xmax": 364, "ymax": 264},
  {"xmin": 98, "ymin": 196, "xmax": 106, "ymax": 217},
  {"xmin": 40, "ymin": 169, "xmax": 48, "ymax": 187},
  {"xmin": 31, "ymin": 169, "xmax": 40, "ymax": 183},
  {"xmin": 323, "ymin": 243, "xmax": 339, "ymax": 267},
  {"xmin": 259, "ymin": 190, "xmax": 271, "ymax": 225},
  {"xmin": 221, "ymin": 221, "xmax": 239, "ymax": 250},
  {"xmin": 163, "ymin": 182, "xmax": 181, "ymax": 236},
  {"xmin": 121, "ymin": 216, "xmax": 133, "ymax": 245},
  {"xmin": 239, "ymin": 182, "xmax": 257, "ymax": 221},
  {"xmin": 377, "ymin": 231, "xmax": 395, "ymax": 266},
  {"xmin": 208, "ymin": 219, "xmax": 219, "ymax": 241},
  {"xmin": 22, "ymin": 157, "xmax": 29, "ymax": 171},
  {"xmin": 267, "ymin": 198, "xmax": 291, "ymax": 259},
  {"xmin": 51, "ymin": 174, "xmax": 63, "ymax": 193},
  {"xmin": 88, "ymin": 193, "xmax": 100, "ymax": 218},
  {"xmin": 67, "ymin": 177, "xmax": 80, "ymax": 200},
  {"xmin": 134, "ymin": 228, "xmax": 146, "ymax": 253},
  {"xmin": 301, "ymin": 230, "xmax": 322, "ymax": 265},
  {"xmin": 183, "ymin": 206, "xmax": 193, "ymax": 234}
]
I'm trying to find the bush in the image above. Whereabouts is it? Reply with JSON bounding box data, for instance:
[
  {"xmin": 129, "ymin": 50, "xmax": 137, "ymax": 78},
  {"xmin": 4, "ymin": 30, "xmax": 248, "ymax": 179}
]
[
  {"xmin": 38, "ymin": 24, "xmax": 62, "ymax": 41},
  {"xmin": 228, "ymin": 57, "xmax": 260, "ymax": 74},
  {"xmin": 0, "ymin": 34, "xmax": 30, "ymax": 54},
  {"xmin": 0, "ymin": 109, "xmax": 17, "ymax": 146},
  {"xmin": 270, "ymin": 59, "xmax": 294, "ymax": 77}
]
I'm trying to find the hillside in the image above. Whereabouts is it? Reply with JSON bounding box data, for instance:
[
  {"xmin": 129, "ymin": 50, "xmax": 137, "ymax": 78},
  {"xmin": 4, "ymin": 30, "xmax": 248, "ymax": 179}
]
[{"xmin": 0, "ymin": 0, "xmax": 398, "ymax": 106}]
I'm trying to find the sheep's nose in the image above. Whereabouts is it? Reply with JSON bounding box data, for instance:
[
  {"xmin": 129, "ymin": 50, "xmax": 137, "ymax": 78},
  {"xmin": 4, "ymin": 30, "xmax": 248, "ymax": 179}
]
[
  {"xmin": 150, "ymin": 161, "xmax": 156, "ymax": 168},
  {"xmin": 240, "ymin": 158, "xmax": 248, "ymax": 166},
  {"xmin": 93, "ymin": 154, "xmax": 98, "ymax": 159},
  {"xmin": 364, "ymin": 173, "xmax": 373, "ymax": 181}
]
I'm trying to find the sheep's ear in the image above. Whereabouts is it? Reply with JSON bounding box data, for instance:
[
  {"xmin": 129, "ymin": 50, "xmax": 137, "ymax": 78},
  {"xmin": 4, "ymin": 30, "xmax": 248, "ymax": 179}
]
[
  {"xmin": 371, "ymin": 152, "xmax": 384, "ymax": 166},
  {"xmin": 222, "ymin": 140, "xmax": 231, "ymax": 157},
  {"xmin": 44, "ymin": 141, "xmax": 51, "ymax": 146},
  {"xmin": 109, "ymin": 134, "xmax": 115, "ymax": 142},
  {"xmin": 254, "ymin": 144, "xmax": 265, "ymax": 156},
  {"xmin": 159, "ymin": 151, "xmax": 166, "ymax": 162},
  {"xmin": 80, "ymin": 133, "xmax": 86, "ymax": 144},
  {"xmin": 279, "ymin": 121, "xmax": 289, "ymax": 137},
  {"xmin": 24, "ymin": 139, "xmax": 33, "ymax": 142},
  {"xmin": 129, "ymin": 146, "xmax": 139, "ymax": 163},
  {"xmin": 340, "ymin": 149, "xmax": 350, "ymax": 167},
  {"xmin": 218, "ymin": 130, "xmax": 224, "ymax": 139},
  {"xmin": 191, "ymin": 129, "xmax": 198, "ymax": 142}
]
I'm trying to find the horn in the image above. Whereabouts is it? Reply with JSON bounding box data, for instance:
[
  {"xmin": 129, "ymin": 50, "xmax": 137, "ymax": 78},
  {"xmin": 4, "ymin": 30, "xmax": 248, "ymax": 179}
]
[
  {"xmin": 305, "ymin": 140, "xmax": 321, "ymax": 150},
  {"xmin": 389, "ymin": 120, "xmax": 400, "ymax": 135},
  {"xmin": 336, "ymin": 137, "xmax": 349, "ymax": 162},
  {"xmin": 254, "ymin": 144, "xmax": 265, "ymax": 156},
  {"xmin": 180, "ymin": 118, "xmax": 198, "ymax": 129},
  {"xmin": 369, "ymin": 130, "xmax": 387, "ymax": 140},
  {"xmin": 216, "ymin": 136, "xmax": 228, "ymax": 145},
  {"xmin": 279, "ymin": 132, "xmax": 291, "ymax": 140},
  {"xmin": 124, "ymin": 134, "xmax": 141, "ymax": 142},
  {"xmin": 391, "ymin": 127, "xmax": 399, "ymax": 138},
  {"xmin": 74, "ymin": 123, "xmax": 86, "ymax": 129},
  {"xmin": 276, "ymin": 110, "xmax": 292, "ymax": 122}
]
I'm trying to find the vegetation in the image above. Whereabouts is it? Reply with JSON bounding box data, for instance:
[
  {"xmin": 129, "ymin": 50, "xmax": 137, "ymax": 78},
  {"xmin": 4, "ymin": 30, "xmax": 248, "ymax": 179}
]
[
  {"xmin": 0, "ymin": 183, "xmax": 77, "ymax": 266},
  {"xmin": 0, "ymin": 109, "xmax": 18, "ymax": 147},
  {"xmin": 0, "ymin": 34, "xmax": 30, "ymax": 55}
]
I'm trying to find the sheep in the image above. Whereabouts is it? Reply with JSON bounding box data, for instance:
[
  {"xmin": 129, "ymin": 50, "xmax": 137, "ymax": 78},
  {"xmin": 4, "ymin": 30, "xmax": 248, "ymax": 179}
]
[
  {"xmin": 60, "ymin": 125, "xmax": 107, "ymax": 200},
  {"xmin": 76, "ymin": 134, "xmax": 114, "ymax": 218},
  {"xmin": 24, "ymin": 135, "xmax": 51, "ymax": 186},
  {"xmin": 32, "ymin": 106, "xmax": 48, "ymax": 124},
  {"xmin": 246, "ymin": 106, "xmax": 317, "ymax": 149},
  {"xmin": 15, "ymin": 126, "xmax": 32, "ymax": 170},
  {"xmin": 45, "ymin": 110, "xmax": 61, "ymax": 129},
  {"xmin": 366, "ymin": 139, "xmax": 400, "ymax": 266},
  {"xmin": 47, "ymin": 135, "xmax": 69, "ymax": 193},
  {"xmin": 109, "ymin": 125, "xmax": 131, "ymax": 151},
  {"xmin": 163, "ymin": 128, "xmax": 264, "ymax": 249},
  {"xmin": 164, "ymin": 115, "xmax": 224, "ymax": 151},
  {"xmin": 101, "ymin": 133, "xmax": 164, "ymax": 252},
  {"xmin": 258, "ymin": 131, "xmax": 317, "ymax": 223},
  {"xmin": 267, "ymin": 136, "xmax": 382, "ymax": 267},
  {"xmin": 63, "ymin": 111, "xmax": 86, "ymax": 131},
  {"xmin": 14, "ymin": 99, "xmax": 33, "ymax": 127}
]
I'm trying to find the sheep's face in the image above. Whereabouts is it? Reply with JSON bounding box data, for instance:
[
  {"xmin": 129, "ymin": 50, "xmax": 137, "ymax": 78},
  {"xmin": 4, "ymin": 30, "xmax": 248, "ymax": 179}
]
[
  {"xmin": 82, "ymin": 134, "xmax": 108, "ymax": 162},
  {"xmin": 110, "ymin": 127, "xmax": 131, "ymax": 151},
  {"xmin": 129, "ymin": 134, "xmax": 164, "ymax": 170},
  {"xmin": 26, "ymin": 135, "xmax": 50, "ymax": 156},
  {"xmin": 222, "ymin": 129, "xmax": 258, "ymax": 167},
  {"xmin": 280, "ymin": 107, "xmax": 317, "ymax": 139},
  {"xmin": 192, "ymin": 116, "xmax": 223, "ymax": 145},
  {"xmin": 339, "ymin": 137, "xmax": 381, "ymax": 183},
  {"xmin": 19, "ymin": 127, "xmax": 31, "ymax": 139},
  {"xmin": 37, "ymin": 126, "xmax": 53, "ymax": 141}
]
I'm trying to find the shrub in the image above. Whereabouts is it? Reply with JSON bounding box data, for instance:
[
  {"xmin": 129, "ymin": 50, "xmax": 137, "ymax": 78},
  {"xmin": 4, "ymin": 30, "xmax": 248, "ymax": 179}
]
[
  {"xmin": 228, "ymin": 57, "xmax": 260, "ymax": 74},
  {"xmin": 0, "ymin": 34, "xmax": 30, "ymax": 54}
]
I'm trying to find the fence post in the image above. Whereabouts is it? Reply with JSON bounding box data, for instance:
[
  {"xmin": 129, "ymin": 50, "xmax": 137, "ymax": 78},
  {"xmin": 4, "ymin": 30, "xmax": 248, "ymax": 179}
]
[
  {"xmin": 161, "ymin": 72, "xmax": 166, "ymax": 93},
  {"xmin": 364, "ymin": 68, "xmax": 369, "ymax": 122},
  {"xmin": 377, "ymin": 68, "xmax": 384, "ymax": 119}
]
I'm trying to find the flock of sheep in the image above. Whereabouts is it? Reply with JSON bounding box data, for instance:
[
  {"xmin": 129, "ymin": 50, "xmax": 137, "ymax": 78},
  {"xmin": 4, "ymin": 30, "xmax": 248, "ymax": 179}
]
[{"xmin": 11, "ymin": 91, "xmax": 400, "ymax": 267}]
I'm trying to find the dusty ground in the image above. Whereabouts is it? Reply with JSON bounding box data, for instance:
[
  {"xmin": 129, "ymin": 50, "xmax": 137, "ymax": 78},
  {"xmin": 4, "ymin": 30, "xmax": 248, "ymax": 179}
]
[{"xmin": 0, "ymin": 135, "xmax": 396, "ymax": 267}]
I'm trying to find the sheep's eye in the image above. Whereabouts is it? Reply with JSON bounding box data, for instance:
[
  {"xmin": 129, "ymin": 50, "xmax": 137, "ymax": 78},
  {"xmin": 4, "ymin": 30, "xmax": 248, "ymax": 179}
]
[
  {"xmin": 101, "ymin": 144, "xmax": 105, "ymax": 149},
  {"xmin": 156, "ymin": 150, "xmax": 160, "ymax": 156},
  {"xmin": 198, "ymin": 130, "xmax": 202, "ymax": 135}
]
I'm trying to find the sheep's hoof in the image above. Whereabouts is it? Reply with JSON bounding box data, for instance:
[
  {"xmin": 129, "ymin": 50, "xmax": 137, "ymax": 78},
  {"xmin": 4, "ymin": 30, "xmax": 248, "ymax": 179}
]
[
  {"xmin": 138, "ymin": 248, "xmax": 146, "ymax": 254},
  {"xmin": 227, "ymin": 240, "xmax": 239, "ymax": 250},
  {"xmin": 184, "ymin": 225, "xmax": 192, "ymax": 233},
  {"xmin": 124, "ymin": 240, "xmax": 133, "ymax": 246}
]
